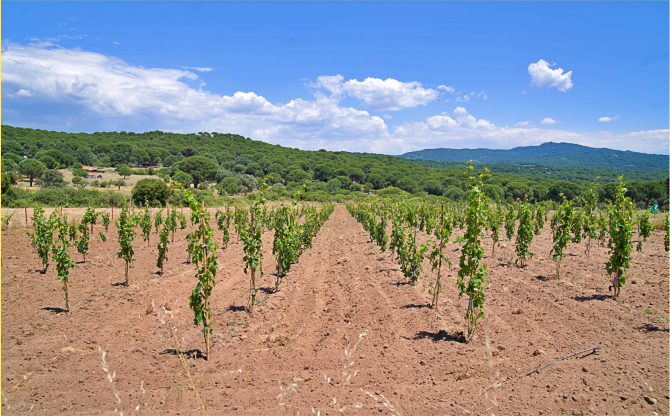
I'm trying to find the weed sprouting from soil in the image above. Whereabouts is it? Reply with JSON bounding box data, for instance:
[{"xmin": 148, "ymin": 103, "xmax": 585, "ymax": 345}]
[
  {"xmin": 152, "ymin": 299, "xmax": 207, "ymax": 415},
  {"xmin": 312, "ymin": 330, "xmax": 402, "ymax": 415}
]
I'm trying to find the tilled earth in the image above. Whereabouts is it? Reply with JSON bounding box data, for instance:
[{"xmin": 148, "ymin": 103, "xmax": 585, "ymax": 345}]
[{"xmin": 1, "ymin": 205, "xmax": 668, "ymax": 415}]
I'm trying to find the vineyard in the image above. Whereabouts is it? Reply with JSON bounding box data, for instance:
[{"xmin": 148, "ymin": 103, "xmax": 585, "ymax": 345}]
[{"xmin": 1, "ymin": 180, "xmax": 669, "ymax": 415}]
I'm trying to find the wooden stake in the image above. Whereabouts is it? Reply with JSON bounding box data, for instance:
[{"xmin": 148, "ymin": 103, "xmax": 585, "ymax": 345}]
[
  {"xmin": 200, "ymin": 214, "xmax": 211, "ymax": 361},
  {"xmin": 433, "ymin": 204, "xmax": 444, "ymax": 311}
]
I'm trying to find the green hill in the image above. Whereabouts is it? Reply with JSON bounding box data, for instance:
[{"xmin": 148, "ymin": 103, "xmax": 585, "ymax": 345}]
[
  {"xmin": 1, "ymin": 126, "xmax": 667, "ymax": 209},
  {"xmin": 402, "ymin": 142, "xmax": 668, "ymax": 172}
]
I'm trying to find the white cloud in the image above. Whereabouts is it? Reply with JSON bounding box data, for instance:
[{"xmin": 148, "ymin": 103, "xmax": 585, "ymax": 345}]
[
  {"xmin": 183, "ymin": 66, "xmax": 215, "ymax": 72},
  {"xmin": 528, "ymin": 59, "xmax": 573, "ymax": 92},
  {"xmin": 1, "ymin": 43, "xmax": 390, "ymax": 149},
  {"xmin": 454, "ymin": 91, "xmax": 486, "ymax": 103},
  {"xmin": 310, "ymin": 75, "xmax": 439, "ymax": 111},
  {"xmin": 341, "ymin": 77, "xmax": 439, "ymax": 111},
  {"xmin": 540, "ymin": 117, "xmax": 557, "ymax": 125},
  {"xmin": 515, "ymin": 121, "xmax": 531, "ymax": 127},
  {"xmin": 309, "ymin": 75, "xmax": 345, "ymax": 96},
  {"xmin": 438, "ymin": 85, "xmax": 455, "ymax": 93},
  {"xmin": 14, "ymin": 89, "xmax": 34, "ymax": 97},
  {"xmin": 453, "ymin": 107, "xmax": 469, "ymax": 116},
  {"xmin": 598, "ymin": 115, "xmax": 620, "ymax": 123},
  {"xmin": 2, "ymin": 43, "xmax": 666, "ymax": 155}
]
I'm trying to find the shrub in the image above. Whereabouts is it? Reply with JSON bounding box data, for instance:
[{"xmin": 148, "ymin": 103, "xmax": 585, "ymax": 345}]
[
  {"xmin": 377, "ymin": 186, "xmax": 402, "ymax": 196},
  {"xmin": 73, "ymin": 168, "xmax": 89, "ymax": 178},
  {"xmin": 172, "ymin": 171, "xmax": 193, "ymax": 188},
  {"xmin": 132, "ymin": 178, "xmax": 173, "ymax": 207},
  {"xmin": 238, "ymin": 174, "xmax": 258, "ymax": 193},
  {"xmin": 326, "ymin": 178, "xmax": 341, "ymax": 193},
  {"xmin": 36, "ymin": 169, "xmax": 67, "ymax": 188},
  {"xmin": 2, "ymin": 172, "xmax": 11, "ymax": 194},
  {"xmin": 217, "ymin": 176, "xmax": 239, "ymax": 195}
]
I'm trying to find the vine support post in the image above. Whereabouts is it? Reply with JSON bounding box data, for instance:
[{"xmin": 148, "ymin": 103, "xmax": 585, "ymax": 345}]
[
  {"xmin": 432, "ymin": 204, "xmax": 444, "ymax": 311},
  {"xmin": 111, "ymin": 206, "xmax": 114, "ymax": 222},
  {"xmin": 64, "ymin": 280, "xmax": 70, "ymax": 314},
  {"xmin": 25, "ymin": 207, "xmax": 28, "ymax": 228},
  {"xmin": 200, "ymin": 215, "xmax": 211, "ymax": 361},
  {"xmin": 411, "ymin": 226, "xmax": 418, "ymax": 285},
  {"xmin": 125, "ymin": 262, "xmax": 129, "ymax": 286},
  {"xmin": 248, "ymin": 205, "xmax": 257, "ymax": 316}
]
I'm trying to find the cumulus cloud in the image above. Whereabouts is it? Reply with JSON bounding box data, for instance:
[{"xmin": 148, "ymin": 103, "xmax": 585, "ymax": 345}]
[
  {"xmin": 598, "ymin": 115, "xmax": 620, "ymax": 123},
  {"xmin": 1, "ymin": 43, "xmax": 390, "ymax": 149},
  {"xmin": 528, "ymin": 59, "xmax": 573, "ymax": 92},
  {"xmin": 309, "ymin": 75, "xmax": 345, "ymax": 96},
  {"xmin": 438, "ymin": 85, "xmax": 455, "ymax": 93},
  {"xmin": 540, "ymin": 117, "xmax": 557, "ymax": 125},
  {"xmin": 2, "ymin": 43, "xmax": 666, "ymax": 155},
  {"xmin": 310, "ymin": 75, "xmax": 439, "ymax": 111},
  {"xmin": 343, "ymin": 77, "xmax": 439, "ymax": 111},
  {"xmin": 14, "ymin": 89, "xmax": 34, "ymax": 97},
  {"xmin": 515, "ymin": 121, "xmax": 531, "ymax": 127}
]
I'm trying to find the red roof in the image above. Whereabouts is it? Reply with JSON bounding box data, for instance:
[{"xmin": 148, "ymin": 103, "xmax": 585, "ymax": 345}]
[{"xmin": 82, "ymin": 166, "xmax": 97, "ymax": 172}]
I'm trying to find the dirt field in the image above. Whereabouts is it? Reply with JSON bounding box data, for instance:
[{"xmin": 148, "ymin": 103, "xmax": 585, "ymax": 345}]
[{"xmin": 1, "ymin": 205, "xmax": 668, "ymax": 415}]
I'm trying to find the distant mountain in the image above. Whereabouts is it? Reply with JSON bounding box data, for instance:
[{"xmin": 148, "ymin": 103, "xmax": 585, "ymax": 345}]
[{"xmin": 401, "ymin": 142, "xmax": 669, "ymax": 172}]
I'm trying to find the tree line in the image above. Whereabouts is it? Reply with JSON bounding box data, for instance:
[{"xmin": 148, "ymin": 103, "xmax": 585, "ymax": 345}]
[{"xmin": 1, "ymin": 125, "xmax": 667, "ymax": 210}]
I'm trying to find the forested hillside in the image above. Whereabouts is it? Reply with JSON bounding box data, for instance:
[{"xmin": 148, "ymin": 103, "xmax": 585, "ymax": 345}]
[
  {"xmin": 402, "ymin": 142, "xmax": 669, "ymax": 172},
  {"xmin": 1, "ymin": 125, "xmax": 667, "ymax": 209}
]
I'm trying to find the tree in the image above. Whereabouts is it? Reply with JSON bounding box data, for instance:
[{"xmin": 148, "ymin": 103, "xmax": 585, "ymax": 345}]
[
  {"xmin": 215, "ymin": 168, "xmax": 234, "ymax": 182},
  {"xmin": 113, "ymin": 179, "xmax": 126, "ymax": 190},
  {"xmin": 39, "ymin": 155, "xmax": 59, "ymax": 169},
  {"xmin": 116, "ymin": 165, "xmax": 132, "ymax": 179},
  {"xmin": 75, "ymin": 148, "xmax": 96, "ymax": 165},
  {"xmin": 349, "ymin": 167, "xmax": 366, "ymax": 183},
  {"xmin": 73, "ymin": 168, "xmax": 89, "ymax": 178},
  {"xmin": 18, "ymin": 159, "xmax": 47, "ymax": 187},
  {"xmin": 238, "ymin": 174, "xmax": 258, "ymax": 193},
  {"xmin": 367, "ymin": 173, "xmax": 386, "ymax": 190},
  {"xmin": 2, "ymin": 159, "xmax": 18, "ymax": 173},
  {"xmin": 2, "ymin": 172, "xmax": 11, "ymax": 194},
  {"xmin": 445, "ymin": 185, "xmax": 465, "ymax": 201},
  {"xmin": 216, "ymin": 176, "xmax": 239, "ymax": 195},
  {"xmin": 285, "ymin": 169, "xmax": 310, "ymax": 183},
  {"xmin": 3, "ymin": 152, "xmax": 22, "ymax": 164},
  {"xmin": 313, "ymin": 164, "xmax": 334, "ymax": 181},
  {"xmin": 172, "ymin": 171, "xmax": 193, "ymax": 188},
  {"xmin": 174, "ymin": 156, "xmax": 218, "ymax": 188},
  {"xmin": 36, "ymin": 169, "xmax": 67, "ymax": 188},
  {"xmin": 132, "ymin": 178, "xmax": 172, "ymax": 207},
  {"xmin": 326, "ymin": 178, "xmax": 341, "ymax": 193},
  {"xmin": 423, "ymin": 180, "xmax": 444, "ymax": 196}
]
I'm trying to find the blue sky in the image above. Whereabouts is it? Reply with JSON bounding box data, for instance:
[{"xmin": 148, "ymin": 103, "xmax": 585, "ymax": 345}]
[{"xmin": 2, "ymin": 2, "xmax": 668, "ymax": 155}]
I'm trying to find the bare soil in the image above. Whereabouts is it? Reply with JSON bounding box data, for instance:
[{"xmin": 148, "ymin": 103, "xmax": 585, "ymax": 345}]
[{"xmin": 1, "ymin": 205, "xmax": 668, "ymax": 415}]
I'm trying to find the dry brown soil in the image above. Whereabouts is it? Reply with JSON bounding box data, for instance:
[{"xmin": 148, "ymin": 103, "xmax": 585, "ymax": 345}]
[{"xmin": 1, "ymin": 205, "xmax": 668, "ymax": 415}]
